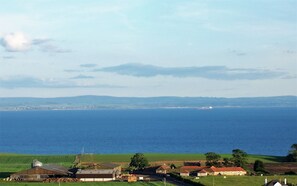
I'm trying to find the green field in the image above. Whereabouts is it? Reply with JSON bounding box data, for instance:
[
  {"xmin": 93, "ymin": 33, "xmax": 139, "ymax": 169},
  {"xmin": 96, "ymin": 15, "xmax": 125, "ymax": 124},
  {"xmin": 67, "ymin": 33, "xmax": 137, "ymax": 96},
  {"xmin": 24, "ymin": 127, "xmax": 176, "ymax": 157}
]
[
  {"xmin": 78, "ymin": 153, "xmax": 285, "ymax": 163},
  {"xmin": 0, "ymin": 153, "xmax": 285, "ymax": 173},
  {"xmin": 191, "ymin": 175, "xmax": 297, "ymax": 186},
  {"xmin": 0, "ymin": 153, "xmax": 289, "ymax": 186},
  {"xmin": 0, "ymin": 154, "xmax": 75, "ymax": 172}
]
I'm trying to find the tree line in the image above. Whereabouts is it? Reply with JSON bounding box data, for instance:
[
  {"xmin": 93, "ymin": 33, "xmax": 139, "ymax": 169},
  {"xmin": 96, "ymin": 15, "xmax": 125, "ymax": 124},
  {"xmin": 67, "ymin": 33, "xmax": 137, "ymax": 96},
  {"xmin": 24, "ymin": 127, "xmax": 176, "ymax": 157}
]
[
  {"xmin": 127, "ymin": 143, "xmax": 297, "ymax": 172},
  {"xmin": 286, "ymin": 143, "xmax": 297, "ymax": 162},
  {"xmin": 205, "ymin": 149, "xmax": 248, "ymax": 168}
]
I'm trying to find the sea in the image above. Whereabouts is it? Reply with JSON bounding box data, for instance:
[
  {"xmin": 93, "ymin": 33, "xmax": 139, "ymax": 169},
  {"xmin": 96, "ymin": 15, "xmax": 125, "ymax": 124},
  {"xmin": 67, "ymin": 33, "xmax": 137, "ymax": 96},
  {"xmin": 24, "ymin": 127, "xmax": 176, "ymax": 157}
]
[{"xmin": 0, "ymin": 107, "xmax": 296, "ymax": 156}]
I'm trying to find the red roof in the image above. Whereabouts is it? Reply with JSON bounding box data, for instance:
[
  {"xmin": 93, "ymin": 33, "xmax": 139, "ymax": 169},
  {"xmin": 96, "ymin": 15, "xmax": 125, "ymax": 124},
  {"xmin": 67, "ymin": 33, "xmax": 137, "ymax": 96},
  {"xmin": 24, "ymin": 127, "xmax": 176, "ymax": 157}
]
[
  {"xmin": 209, "ymin": 166, "xmax": 246, "ymax": 172},
  {"xmin": 180, "ymin": 166, "xmax": 207, "ymax": 172},
  {"xmin": 157, "ymin": 165, "xmax": 170, "ymax": 170},
  {"xmin": 180, "ymin": 170, "xmax": 189, "ymax": 173},
  {"xmin": 198, "ymin": 169, "xmax": 208, "ymax": 173}
]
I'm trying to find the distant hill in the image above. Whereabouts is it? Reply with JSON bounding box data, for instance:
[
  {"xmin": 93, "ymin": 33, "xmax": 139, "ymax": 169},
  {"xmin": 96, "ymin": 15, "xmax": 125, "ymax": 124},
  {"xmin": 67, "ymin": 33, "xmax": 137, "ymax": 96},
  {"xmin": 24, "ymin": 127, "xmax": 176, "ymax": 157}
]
[{"xmin": 0, "ymin": 95, "xmax": 296, "ymax": 111}]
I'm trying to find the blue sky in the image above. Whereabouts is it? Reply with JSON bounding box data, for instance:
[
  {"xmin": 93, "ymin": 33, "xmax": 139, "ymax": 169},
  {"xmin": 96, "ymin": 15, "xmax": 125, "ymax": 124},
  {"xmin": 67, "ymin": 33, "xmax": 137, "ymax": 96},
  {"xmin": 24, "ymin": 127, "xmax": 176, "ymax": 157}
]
[{"xmin": 0, "ymin": 0, "xmax": 296, "ymax": 97}]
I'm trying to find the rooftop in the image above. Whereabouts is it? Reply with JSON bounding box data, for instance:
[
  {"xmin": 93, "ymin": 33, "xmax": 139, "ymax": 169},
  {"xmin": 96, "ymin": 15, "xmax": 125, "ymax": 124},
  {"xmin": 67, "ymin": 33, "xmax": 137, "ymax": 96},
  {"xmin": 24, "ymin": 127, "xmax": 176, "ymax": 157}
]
[
  {"xmin": 209, "ymin": 166, "xmax": 246, "ymax": 172},
  {"xmin": 76, "ymin": 169, "xmax": 115, "ymax": 175}
]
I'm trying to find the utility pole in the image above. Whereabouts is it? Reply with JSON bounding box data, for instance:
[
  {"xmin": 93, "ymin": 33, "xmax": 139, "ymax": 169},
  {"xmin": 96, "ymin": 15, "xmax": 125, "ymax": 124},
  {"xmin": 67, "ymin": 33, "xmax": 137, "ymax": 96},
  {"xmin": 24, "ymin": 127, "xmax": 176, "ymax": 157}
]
[{"xmin": 164, "ymin": 169, "xmax": 167, "ymax": 186}]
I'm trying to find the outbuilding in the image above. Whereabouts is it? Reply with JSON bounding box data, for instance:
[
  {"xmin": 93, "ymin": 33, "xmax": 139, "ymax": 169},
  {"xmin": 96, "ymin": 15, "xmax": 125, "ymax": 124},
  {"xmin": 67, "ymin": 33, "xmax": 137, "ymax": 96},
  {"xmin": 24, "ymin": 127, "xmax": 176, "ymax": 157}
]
[
  {"xmin": 156, "ymin": 165, "xmax": 171, "ymax": 174},
  {"xmin": 179, "ymin": 166, "xmax": 207, "ymax": 177},
  {"xmin": 10, "ymin": 160, "xmax": 71, "ymax": 182},
  {"xmin": 206, "ymin": 166, "xmax": 247, "ymax": 176},
  {"xmin": 197, "ymin": 169, "xmax": 208, "ymax": 177},
  {"xmin": 75, "ymin": 163, "xmax": 121, "ymax": 182}
]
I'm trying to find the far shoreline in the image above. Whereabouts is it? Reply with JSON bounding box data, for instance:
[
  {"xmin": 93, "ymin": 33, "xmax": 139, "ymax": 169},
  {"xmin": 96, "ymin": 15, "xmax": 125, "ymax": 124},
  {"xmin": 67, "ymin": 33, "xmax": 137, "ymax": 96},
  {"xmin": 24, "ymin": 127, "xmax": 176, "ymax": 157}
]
[{"xmin": 0, "ymin": 105, "xmax": 296, "ymax": 112}]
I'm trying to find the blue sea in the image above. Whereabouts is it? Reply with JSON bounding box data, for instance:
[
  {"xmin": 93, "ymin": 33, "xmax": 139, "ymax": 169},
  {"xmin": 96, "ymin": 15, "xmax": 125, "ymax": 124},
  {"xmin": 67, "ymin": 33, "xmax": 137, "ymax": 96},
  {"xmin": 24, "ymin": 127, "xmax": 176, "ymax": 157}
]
[{"xmin": 0, "ymin": 108, "xmax": 296, "ymax": 156}]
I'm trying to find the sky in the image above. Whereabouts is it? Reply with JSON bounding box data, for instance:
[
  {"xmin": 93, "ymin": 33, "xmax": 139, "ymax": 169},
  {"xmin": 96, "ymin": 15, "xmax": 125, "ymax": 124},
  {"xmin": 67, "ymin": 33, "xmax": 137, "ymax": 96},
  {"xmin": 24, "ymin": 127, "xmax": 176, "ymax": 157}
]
[{"xmin": 0, "ymin": 0, "xmax": 296, "ymax": 98}]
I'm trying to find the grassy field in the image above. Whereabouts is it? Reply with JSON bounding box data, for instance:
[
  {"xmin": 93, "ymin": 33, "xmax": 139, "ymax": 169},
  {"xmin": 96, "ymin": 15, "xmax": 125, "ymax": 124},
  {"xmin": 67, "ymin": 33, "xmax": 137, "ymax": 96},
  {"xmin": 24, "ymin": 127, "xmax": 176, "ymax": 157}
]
[
  {"xmin": 0, "ymin": 154, "xmax": 75, "ymax": 172},
  {"xmin": 192, "ymin": 175, "xmax": 297, "ymax": 186},
  {"xmin": 81, "ymin": 153, "xmax": 284, "ymax": 163},
  {"xmin": 0, "ymin": 153, "xmax": 294, "ymax": 186},
  {"xmin": 0, "ymin": 182, "xmax": 173, "ymax": 186},
  {"xmin": 0, "ymin": 153, "xmax": 285, "ymax": 173},
  {"xmin": 0, "ymin": 153, "xmax": 285, "ymax": 164}
]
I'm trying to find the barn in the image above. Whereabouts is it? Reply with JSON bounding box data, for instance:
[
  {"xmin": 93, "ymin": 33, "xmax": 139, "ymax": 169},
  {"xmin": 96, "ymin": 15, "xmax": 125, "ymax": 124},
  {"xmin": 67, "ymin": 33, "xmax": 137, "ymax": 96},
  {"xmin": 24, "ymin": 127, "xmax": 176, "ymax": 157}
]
[
  {"xmin": 206, "ymin": 166, "xmax": 247, "ymax": 176},
  {"xmin": 156, "ymin": 165, "xmax": 171, "ymax": 174},
  {"xmin": 75, "ymin": 163, "xmax": 121, "ymax": 182},
  {"xmin": 10, "ymin": 160, "xmax": 71, "ymax": 181}
]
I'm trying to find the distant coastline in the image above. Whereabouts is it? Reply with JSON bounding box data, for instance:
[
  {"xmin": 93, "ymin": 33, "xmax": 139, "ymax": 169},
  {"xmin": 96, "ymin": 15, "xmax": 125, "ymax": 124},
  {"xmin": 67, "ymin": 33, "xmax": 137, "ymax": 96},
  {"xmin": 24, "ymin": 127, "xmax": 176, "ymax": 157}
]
[{"xmin": 0, "ymin": 95, "xmax": 296, "ymax": 111}]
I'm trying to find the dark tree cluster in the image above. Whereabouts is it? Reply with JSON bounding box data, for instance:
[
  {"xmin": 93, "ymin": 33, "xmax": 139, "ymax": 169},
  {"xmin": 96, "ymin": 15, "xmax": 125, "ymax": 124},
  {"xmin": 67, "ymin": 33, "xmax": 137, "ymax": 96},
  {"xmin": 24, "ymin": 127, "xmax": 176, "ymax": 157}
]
[
  {"xmin": 222, "ymin": 157, "xmax": 234, "ymax": 167},
  {"xmin": 231, "ymin": 149, "xmax": 248, "ymax": 168},
  {"xmin": 129, "ymin": 153, "xmax": 149, "ymax": 171},
  {"xmin": 205, "ymin": 152, "xmax": 221, "ymax": 166},
  {"xmin": 253, "ymin": 160, "xmax": 266, "ymax": 173},
  {"xmin": 204, "ymin": 149, "xmax": 248, "ymax": 167},
  {"xmin": 286, "ymin": 144, "xmax": 297, "ymax": 162}
]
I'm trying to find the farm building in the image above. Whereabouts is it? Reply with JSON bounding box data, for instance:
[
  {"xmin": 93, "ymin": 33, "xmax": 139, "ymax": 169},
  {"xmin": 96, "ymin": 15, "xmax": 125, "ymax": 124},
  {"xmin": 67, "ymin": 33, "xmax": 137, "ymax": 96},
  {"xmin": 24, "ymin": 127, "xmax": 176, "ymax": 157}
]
[
  {"xmin": 76, "ymin": 169, "xmax": 116, "ymax": 182},
  {"xmin": 184, "ymin": 161, "xmax": 201, "ymax": 166},
  {"xmin": 179, "ymin": 166, "xmax": 207, "ymax": 176},
  {"xmin": 156, "ymin": 165, "xmax": 171, "ymax": 174},
  {"xmin": 75, "ymin": 163, "xmax": 121, "ymax": 182},
  {"xmin": 206, "ymin": 166, "xmax": 247, "ymax": 176},
  {"xmin": 180, "ymin": 169, "xmax": 190, "ymax": 177},
  {"xmin": 265, "ymin": 179, "xmax": 288, "ymax": 186},
  {"xmin": 122, "ymin": 174, "xmax": 137, "ymax": 182},
  {"xmin": 197, "ymin": 169, "xmax": 208, "ymax": 177},
  {"xmin": 179, "ymin": 166, "xmax": 247, "ymax": 177},
  {"xmin": 10, "ymin": 160, "xmax": 71, "ymax": 181},
  {"xmin": 266, "ymin": 180, "xmax": 283, "ymax": 186}
]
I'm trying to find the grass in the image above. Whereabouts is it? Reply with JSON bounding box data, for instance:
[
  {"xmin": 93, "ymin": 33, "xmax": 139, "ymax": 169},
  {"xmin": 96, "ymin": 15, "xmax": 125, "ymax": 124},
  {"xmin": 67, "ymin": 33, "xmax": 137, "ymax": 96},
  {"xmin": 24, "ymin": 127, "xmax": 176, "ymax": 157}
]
[
  {"xmin": 0, "ymin": 154, "xmax": 75, "ymax": 165},
  {"xmin": 80, "ymin": 153, "xmax": 207, "ymax": 163},
  {"xmin": 78, "ymin": 153, "xmax": 284, "ymax": 163},
  {"xmin": 0, "ymin": 154, "xmax": 75, "ymax": 172},
  {"xmin": 0, "ymin": 153, "xmax": 285, "ymax": 173},
  {"xmin": 191, "ymin": 175, "xmax": 297, "ymax": 186},
  {"xmin": 0, "ymin": 153, "xmax": 293, "ymax": 186},
  {"xmin": 0, "ymin": 182, "xmax": 173, "ymax": 186}
]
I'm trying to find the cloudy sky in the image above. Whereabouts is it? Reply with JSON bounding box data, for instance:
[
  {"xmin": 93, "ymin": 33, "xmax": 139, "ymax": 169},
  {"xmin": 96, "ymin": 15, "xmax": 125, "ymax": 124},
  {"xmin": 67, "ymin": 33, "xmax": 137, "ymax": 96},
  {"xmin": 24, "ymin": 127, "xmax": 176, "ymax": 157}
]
[{"xmin": 0, "ymin": 0, "xmax": 296, "ymax": 97}]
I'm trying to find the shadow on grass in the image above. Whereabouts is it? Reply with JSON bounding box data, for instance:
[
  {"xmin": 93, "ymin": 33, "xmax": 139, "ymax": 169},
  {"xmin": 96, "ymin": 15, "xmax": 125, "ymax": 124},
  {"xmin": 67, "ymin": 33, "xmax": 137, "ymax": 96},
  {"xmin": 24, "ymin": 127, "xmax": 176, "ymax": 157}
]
[
  {"xmin": 261, "ymin": 155, "xmax": 286, "ymax": 162},
  {"xmin": 0, "ymin": 172, "xmax": 13, "ymax": 178}
]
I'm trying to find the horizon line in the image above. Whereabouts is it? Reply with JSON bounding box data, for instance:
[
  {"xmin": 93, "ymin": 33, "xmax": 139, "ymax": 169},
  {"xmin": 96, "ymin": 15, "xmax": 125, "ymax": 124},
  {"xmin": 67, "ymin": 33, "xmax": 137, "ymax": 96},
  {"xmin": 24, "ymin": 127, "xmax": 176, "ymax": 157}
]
[{"xmin": 0, "ymin": 95, "xmax": 296, "ymax": 99}]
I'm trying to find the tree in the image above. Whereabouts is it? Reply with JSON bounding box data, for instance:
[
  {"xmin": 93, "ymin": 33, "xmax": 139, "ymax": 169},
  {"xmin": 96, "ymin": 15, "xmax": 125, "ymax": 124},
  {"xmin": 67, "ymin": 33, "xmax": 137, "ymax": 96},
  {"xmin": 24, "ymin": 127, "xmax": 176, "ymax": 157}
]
[
  {"xmin": 170, "ymin": 163, "xmax": 176, "ymax": 169},
  {"xmin": 222, "ymin": 157, "xmax": 234, "ymax": 167},
  {"xmin": 253, "ymin": 160, "xmax": 265, "ymax": 172},
  {"xmin": 286, "ymin": 144, "xmax": 297, "ymax": 162},
  {"xmin": 129, "ymin": 153, "xmax": 149, "ymax": 170},
  {"xmin": 205, "ymin": 152, "xmax": 221, "ymax": 166},
  {"xmin": 231, "ymin": 149, "xmax": 248, "ymax": 167}
]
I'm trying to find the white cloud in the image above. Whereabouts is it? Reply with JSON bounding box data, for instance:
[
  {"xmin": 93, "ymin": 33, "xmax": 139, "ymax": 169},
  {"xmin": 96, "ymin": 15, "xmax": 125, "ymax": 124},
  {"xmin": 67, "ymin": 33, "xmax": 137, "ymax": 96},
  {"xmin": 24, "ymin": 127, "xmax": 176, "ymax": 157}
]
[
  {"xmin": 1, "ymin": 32, "xmax": 31, "ymax": 52},
  {"xmin": 0, "ymin": 32, "xmax": 71, "ymax": 53}
]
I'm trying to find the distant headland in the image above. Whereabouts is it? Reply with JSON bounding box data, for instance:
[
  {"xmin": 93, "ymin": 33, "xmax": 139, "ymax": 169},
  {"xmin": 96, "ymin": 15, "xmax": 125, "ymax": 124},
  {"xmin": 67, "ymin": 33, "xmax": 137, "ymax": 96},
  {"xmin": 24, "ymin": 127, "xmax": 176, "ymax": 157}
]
[{"xmin": 0, "ymin": 95, "xmax": 295, "ymax": 111}]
